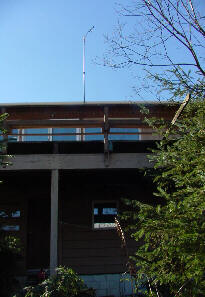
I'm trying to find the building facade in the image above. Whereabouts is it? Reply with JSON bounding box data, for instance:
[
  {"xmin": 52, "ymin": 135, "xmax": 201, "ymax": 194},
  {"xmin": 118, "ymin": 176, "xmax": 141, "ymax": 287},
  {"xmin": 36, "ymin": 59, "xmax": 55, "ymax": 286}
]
[{"xmin": 0, "ymin": 101, "xmax": 176, "ymax": 296}]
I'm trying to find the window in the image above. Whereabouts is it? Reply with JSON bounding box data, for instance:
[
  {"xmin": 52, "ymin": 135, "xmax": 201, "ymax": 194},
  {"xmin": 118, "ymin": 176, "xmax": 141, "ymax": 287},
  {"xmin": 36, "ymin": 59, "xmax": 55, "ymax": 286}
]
[
  {"xmin": 14, "ymin": 128, "xmax": 80, "ymax": 141},
  {"xmin": 0, "ymin": 129, "xmax": 18, "ymax": 142},
  {"xmin": 52, "ymin": 128, "xmax": 77, "ymax": 141},
  {"xmin": 109, "ymin": 128, "xmax": 139, "ymax": 140},
  {"xmin": 9, "ymin": 129, "xmax": 18, "ymax": 142},
  {"xmin": 23, "ymin": 128, "xmax": 49, "ymax": 141},
  {"xmin": 93, "ymin": 201, "xmax": 117, "ymax": 229},
  {"xmin": 0, "ymin": 208, "xmax": 21, "ymax": 232},
  {"xmin": 4, "ymin": 127, "xmax": 140, "ymax": 142},
  {"xmin": 0, "ymin": 210, "xmax": 20, "ymax": 218},
  {"xmin": 84, "ymin": 128, "xmax": 104, "ymax": 141},
  {"xmin": 1, "ymin": 225, "xmax": 20, "ymax": 231}
]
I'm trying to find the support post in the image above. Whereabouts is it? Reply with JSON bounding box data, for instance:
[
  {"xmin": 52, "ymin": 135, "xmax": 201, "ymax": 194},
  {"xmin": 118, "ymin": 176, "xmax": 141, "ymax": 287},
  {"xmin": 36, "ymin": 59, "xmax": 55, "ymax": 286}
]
[
  {"xmin": 50, "ymin": 169, "xmax": 59, "ymax": 275},
  {"xmin": 1, "ymin": 107, "xmax": 8, "ymax": 155},
  {"xmin": 104, "ymin": 107, "xmax": 109, "ymax": 167}
]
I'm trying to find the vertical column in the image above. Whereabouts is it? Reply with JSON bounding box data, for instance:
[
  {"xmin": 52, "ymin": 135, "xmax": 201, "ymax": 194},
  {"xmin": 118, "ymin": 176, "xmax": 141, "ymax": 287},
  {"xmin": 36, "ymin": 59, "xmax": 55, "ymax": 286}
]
[
  {"xmin": 1, "ymin": 107, "xmax": 8, "ymax": 155},
  {"xmin": 50, "ymin": 169, "xmax": 59, "ymax": 275},
  {"xmin": 104, "ymin": 107, "xmax": 109, "ymax": 167}
]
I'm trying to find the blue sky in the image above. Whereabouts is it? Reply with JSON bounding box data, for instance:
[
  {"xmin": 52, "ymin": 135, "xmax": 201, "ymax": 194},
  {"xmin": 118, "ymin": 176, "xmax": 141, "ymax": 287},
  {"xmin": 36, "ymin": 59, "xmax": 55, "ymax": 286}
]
[
  {"xmin": 0, "ymin": 0, "xmax": 204, "ymax": 103},
  {"xmin": 0, "ymin": 0, "xmax": 136, "ymax": 103}
]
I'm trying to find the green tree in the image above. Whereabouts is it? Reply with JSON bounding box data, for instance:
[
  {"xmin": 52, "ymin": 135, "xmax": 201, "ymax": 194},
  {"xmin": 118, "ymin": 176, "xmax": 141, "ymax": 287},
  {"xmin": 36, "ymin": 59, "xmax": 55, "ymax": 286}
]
[
  {"xmin": 0, "ymin": 113, "xmax": 9, "ymax": 168},
  {"xmin": 105, "ymin": 1, "xmax": 205, "ymax": 295},
  {"xmin": 0, "ymin": 113, "xmax": 21, "ymax": 297},
  {"xmin": 122, "ymin": 92, "xmax": 205, "ymax": 296}
]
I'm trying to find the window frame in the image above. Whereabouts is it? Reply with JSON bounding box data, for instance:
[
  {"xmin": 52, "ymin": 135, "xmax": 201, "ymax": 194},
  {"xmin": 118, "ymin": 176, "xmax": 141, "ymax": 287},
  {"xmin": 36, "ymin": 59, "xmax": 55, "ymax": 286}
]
[{"xmin": 92, "ymin": 200, "xmax": 118, "ymax": 231}]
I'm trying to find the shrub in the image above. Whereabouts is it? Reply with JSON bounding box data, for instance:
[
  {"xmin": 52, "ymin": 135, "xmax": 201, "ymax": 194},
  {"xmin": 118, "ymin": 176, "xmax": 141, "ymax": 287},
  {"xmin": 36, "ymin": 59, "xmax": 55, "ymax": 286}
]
[
  {"xmin": 0, "ymin": 235, "xmax": 21, "ymax": 297},
  {"xmin": 23, "ymin": 266, "xmax": 96, "ymax": 297}
]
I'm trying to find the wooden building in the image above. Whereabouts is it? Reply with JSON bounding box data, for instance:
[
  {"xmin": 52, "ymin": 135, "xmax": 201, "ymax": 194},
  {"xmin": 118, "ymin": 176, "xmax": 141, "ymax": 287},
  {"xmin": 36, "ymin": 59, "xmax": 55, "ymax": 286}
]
[{"xmin": 0, "ymin": 101, "xmax": 177, "ymax": 296}]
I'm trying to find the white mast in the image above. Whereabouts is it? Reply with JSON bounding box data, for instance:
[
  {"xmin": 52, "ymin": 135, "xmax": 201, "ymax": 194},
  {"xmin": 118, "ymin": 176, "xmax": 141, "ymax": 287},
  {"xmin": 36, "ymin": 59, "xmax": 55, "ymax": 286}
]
[{"xmin": 83, "ymin": 26, "xmax": 94, "ymax": 103}]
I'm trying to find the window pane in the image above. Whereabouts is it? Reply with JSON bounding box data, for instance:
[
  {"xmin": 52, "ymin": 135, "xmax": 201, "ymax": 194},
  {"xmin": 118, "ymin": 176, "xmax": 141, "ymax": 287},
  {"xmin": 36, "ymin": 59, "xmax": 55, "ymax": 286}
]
[
  {"xmin": 24, "ymin": 129, "xmax": 49, "ymax": 141},
  {"xmin": 12, "ymin": 210, "xmax": 21, "ymax": 218},
  {"xmin": 1, "ymin": 225, "xmax": 20, "ymax": 231},
  {"xmin": 103, "ymin": 208, "xmax": 117, "ymax": 215},
  {"xmin": 8, "ymin": 129, "xmax": 18, "ymax": 142},
  {"xmin": 94, "ymin": 223, "xmax": 116, "ymax": 229},
  {"xmin": 0, "ymin": 210, "xmax": 21, "ymax": 218},
  {"xmin": 84, "ymin": 128, "xmax": 103, "ymax": 141},
  {"xmin": 93, "ymin": 202, "xmax": 117, "ymax": 229},
  {"xmin": 52, "ymin": 128, "xmax": 76, "ymax": 141},
  {"xmin": 0, "ymin": 211, "xmax": 8, "ymax": 218},
  {"xmin": 109, "ymin": 128, "xmax": 139, "ymax": 140},
  {"xmin": 94, "ymin": 208, "xmax": 98, "ymax": 215}
]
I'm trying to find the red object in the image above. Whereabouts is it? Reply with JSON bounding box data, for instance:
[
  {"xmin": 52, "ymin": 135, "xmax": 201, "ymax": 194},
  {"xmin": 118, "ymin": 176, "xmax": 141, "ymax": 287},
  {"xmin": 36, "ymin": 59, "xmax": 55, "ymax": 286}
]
[{"xmin": 38, "ymin": 270, "xmax": 46, "ymax": 282}]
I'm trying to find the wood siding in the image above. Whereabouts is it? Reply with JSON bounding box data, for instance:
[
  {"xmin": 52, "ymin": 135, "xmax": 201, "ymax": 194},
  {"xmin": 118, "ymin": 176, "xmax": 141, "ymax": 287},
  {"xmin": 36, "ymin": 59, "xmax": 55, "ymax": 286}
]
[
  {"xmin": 59, "ymin": 180, "xmax": 141, "ymax": 275},
  {"xmin": 0, "ymin": 169, "xmax": 154, "ymax": 275}
]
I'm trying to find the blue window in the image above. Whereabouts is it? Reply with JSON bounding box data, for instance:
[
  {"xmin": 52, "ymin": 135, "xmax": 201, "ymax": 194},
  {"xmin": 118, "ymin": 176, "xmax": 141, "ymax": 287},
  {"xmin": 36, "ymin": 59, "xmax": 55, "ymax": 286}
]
[
  {"xmin": 1, "ymin": 225, "xmax": 20, "ymax": 231},
  {"xmin": 52, "ymin": 128, "xmax": 76, "ymax": 141},
  {"xmin": 84, "ymin": 128, "xmax": 103, "ymax": 141},
  {"xmin": 0, "ymin": 210, "xmax": 20, "ymax": 218},
  {"xmin": 109, "ymin": 128, "xmax": 139, "ymax": 140},
  {"xmin": 9, "ymin": 129, "xmax": 18, "ymax": 142},
  {"xmin": 93, "ymin": 202, "xmax": 117, "ymax": 229},
  {"xmin": 0, "ymin": 129, "xmax": 18, "ymax": 142},
  {"xmin": 23, "ymin": 129, "xmax": 49, "ymax": 141}
]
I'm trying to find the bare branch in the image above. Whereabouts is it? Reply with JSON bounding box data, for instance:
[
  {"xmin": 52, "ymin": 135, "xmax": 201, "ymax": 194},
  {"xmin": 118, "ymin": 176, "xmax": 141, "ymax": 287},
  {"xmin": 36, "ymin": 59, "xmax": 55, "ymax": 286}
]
[
  {"xmin": 102, "ymin": 0, "xmax": 205, "ymax": 99},
  {"xmin": 188, "ymin": 0, "xmax": 205, "ymax": 36}
]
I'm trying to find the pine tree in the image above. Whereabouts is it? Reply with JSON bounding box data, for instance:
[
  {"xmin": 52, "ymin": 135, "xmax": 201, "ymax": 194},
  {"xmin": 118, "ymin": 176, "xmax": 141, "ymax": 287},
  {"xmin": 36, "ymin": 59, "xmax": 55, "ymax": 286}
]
[{"xmin": 122, "ymin": 88, "xmax": 205, "ymax": 296}]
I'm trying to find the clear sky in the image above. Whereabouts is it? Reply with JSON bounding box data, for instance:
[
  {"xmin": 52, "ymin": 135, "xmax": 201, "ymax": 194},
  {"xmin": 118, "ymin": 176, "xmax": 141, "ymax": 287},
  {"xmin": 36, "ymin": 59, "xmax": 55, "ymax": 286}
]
[
  {"xmin": 0, "ymin": 0, "xmax": 204, "ymax": 104},
  {"xmin": 0, "ymin": 0, "xmax": 137, "ymax": 103}
]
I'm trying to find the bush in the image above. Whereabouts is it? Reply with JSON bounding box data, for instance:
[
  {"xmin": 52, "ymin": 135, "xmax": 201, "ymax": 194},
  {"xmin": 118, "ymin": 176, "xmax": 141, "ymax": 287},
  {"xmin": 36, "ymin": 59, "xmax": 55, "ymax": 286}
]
[
  {"xmin": 23, "ymin": 266, "xmax": 96, "ymax": 297},
  {"xmin": 0, "ymin": 235, "xmax": 21, "ymax": 297}
]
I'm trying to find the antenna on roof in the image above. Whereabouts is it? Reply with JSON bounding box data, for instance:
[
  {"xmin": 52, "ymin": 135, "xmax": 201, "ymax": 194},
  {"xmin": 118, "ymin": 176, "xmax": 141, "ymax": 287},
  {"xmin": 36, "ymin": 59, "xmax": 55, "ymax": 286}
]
[{"xmin": 83, "ymin": 26, "xmax": 94, "ymax": 103}]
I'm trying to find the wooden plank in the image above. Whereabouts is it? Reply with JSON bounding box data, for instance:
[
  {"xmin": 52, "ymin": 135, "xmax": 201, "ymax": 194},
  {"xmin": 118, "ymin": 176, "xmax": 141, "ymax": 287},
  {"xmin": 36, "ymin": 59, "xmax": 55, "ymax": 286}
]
[
  {"xmin": 7, "ymin": 119, "xmax": 104, "ymax": 129},
  {"xmin": 6, "ymin": 119, "xmax": 170, "ymax": 129},
  {"xmin": 62, "ymin": 247, "xmax": 126, "ymax": 258},
  {"xmin": 62, "ymin": 239, "xmax": 126, "ymax": 249},
  {"xmin": 62, "ymin": 256, "xmax": 125, "ymax": 266},
  {"xmin": 62, "ymin": 230, "xmax": 120, "ymax": 241},
  {"xmin": 0, "ymin": 153, "xmax": 152, "ymax": 170},
  {"xmin": 3, "ymin": 103, "xmax": 177, "ymax": 123},
  {"xmin": 68, "ymin": 264, "xmax": 125, "ymax": 275}
]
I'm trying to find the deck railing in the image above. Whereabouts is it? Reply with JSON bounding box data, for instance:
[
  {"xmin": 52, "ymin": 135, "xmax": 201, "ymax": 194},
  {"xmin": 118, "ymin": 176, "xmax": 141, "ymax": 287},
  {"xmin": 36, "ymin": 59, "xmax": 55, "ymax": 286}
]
[{"xmin": 2, "ymin": 118, "xmax": 157, "ymax": 142}]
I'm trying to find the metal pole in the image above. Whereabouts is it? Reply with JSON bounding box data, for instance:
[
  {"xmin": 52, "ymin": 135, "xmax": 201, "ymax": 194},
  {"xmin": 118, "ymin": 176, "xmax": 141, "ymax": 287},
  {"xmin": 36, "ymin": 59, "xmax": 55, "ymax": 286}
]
[
  {"xmin": 83, "ymin": 36, "xmax": 85, "ymax": 103},
  {"xmin": 83, "ymin": 36, "xmax": 86, "ymax": 103},
  {"xmin": 83, "ymin": 26, "xmax": 94, "ymax": 104}
]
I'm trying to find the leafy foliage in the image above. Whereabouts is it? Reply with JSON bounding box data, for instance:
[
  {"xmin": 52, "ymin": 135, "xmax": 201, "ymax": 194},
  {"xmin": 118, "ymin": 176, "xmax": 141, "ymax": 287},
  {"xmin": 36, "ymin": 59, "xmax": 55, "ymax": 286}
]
[
  {"xmin": 0, "ymin": 232, "xmax": 22, "ymax": 297},
  {"xmin": 0, "ymin": 112, "xmax": 10, "ymax": 167},
  {"xmin": 23, "ymin": 266, "xmax": 96, "ymax": 297},
  {"xmin": 122, "ymin": 94, "xmax": 205, "ymax": 296},
  {"xmin": 0, "ymin": 113, "xmax": 21, "ymax": 297}
]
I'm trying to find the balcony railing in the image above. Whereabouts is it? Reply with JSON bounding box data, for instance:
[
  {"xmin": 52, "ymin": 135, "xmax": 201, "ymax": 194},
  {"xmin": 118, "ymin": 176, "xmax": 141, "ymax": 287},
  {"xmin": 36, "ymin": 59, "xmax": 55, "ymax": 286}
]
[{"xmin": 1, "ymin": 117, "xmax": 158, "ymax": 143}]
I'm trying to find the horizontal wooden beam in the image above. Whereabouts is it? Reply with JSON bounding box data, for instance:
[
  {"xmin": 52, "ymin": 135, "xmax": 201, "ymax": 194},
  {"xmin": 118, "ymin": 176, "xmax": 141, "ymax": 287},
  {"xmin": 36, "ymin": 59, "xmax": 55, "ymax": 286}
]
[
  {"xmin": 0, "ymin": 153, "xmax": 153, "ymax": 170},
  {"xmin": 6, "ymin": 119, "xmax": 170, "ymax": 129},
  {"xmin": 1, "ymin": 103, "xmax": 178, "ymax": 122},
  {"xmin": 9, "ymin": 131, "xmax": 153, "ymax": 136}
]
